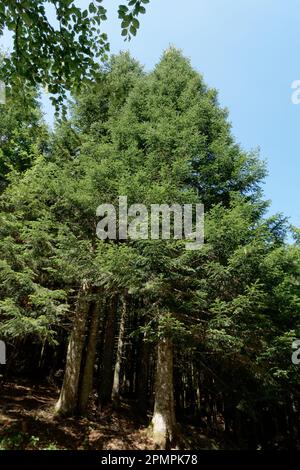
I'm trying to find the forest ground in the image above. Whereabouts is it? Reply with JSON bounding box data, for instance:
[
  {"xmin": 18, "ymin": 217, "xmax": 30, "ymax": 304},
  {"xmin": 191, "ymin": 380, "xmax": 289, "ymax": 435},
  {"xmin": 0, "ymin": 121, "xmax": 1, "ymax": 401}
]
[{"xmin": 0, "ymin": 380, "xmax": 221, "ymax": 450}]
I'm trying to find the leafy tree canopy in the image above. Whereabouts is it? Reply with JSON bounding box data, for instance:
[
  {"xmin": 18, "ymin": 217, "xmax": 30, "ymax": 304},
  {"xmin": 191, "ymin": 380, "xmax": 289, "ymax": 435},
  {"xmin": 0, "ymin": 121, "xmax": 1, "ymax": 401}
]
[{"xmin": 0, "ymin": 0, "xmax": 150, "ymax": 111}]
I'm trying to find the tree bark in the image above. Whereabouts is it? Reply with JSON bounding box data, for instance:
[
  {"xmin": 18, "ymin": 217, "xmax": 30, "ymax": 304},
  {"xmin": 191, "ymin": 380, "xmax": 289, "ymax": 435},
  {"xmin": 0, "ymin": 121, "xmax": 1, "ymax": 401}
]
[
  {"xmin": 99, "ymin": 297, "xmax": 117, "ymax": 406},
  {"xmin": 78, "ymin": 300, "xmax": 101, "ymax": 414},
  {"xmin": 137, "ymin": 334, "xmax": 150, "ymax": 417},
  {"xmin": 151, "ymin": 337, "xmax": 177, "ymax": 449},
  {"xmin": 55, "ymin": 282, "xmax": 90, "ymax": 416},
  {"xmin": 111, "ymin": 297, "xmax": 127, "ymax": 405}
]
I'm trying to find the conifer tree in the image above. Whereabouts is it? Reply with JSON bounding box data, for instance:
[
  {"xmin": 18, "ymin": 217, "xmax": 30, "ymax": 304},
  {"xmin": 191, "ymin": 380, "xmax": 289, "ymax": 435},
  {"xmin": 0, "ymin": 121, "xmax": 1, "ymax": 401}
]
[{"xmin": 0, "ymin": 50, "xmax": 299, "ymax": 449}]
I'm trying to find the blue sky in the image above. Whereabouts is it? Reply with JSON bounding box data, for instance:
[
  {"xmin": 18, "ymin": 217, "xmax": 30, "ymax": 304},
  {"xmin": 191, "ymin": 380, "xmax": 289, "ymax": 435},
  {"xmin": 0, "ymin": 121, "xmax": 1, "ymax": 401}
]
[{"xmin": 2, "ymin": 0, "xmax": 299, "ymax": 227}]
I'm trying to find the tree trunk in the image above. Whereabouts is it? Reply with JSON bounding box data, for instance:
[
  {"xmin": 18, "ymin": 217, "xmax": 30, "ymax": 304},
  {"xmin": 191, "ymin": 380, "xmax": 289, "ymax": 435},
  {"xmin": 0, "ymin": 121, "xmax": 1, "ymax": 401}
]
[
  {"xmin": 99, "ymin": 297, "xmax": 117, "ymax": 406},
  {"xmin": 111, "ymin": 297, "xmax": 127, "ymax": 405},
  {"xmin": 137, "ymin": 334, "xmax": 150, "ymax": 417},
  {"xmin": 55, "ymin": 282, "xmax": 90, "ymax": 416},
  {"xmin": 78, "ymin": 300, "xmax": 101, "ymax": 414},
  {"xmin": 151, "ymin": 337, "xmax": 177, "ymax": 449}
]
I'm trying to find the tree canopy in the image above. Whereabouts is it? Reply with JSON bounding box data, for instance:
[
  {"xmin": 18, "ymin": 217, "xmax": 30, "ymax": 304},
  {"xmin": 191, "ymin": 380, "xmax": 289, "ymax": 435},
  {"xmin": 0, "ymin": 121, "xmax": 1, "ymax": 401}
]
[
  {"xmin": 0, "ymin": 50, "xmax": 299, "ymax": 450},
  {"xmin": 0, "ymin": 1, "xmax": 150, "ymax": 111}
]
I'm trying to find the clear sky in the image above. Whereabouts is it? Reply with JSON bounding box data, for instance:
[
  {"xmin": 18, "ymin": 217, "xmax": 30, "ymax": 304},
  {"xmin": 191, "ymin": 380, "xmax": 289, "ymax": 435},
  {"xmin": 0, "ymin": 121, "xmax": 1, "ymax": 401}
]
[{"xmin": 1, "ymin": 0, "xmax": 299, "ymax": 227}]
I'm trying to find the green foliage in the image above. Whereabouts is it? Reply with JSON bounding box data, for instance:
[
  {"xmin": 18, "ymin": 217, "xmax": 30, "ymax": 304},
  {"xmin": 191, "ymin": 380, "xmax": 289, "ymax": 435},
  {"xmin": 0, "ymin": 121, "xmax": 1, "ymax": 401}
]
[
  {"xmin": 0, "ymin": 431, "xmax": 59, "ymax": 450},
  {"xmin": 0, "ymin": 49, "xmax": 299, "ymax": 434},
  {"xmin": 42, "ymin": 443, "xmax": 60, "ymax": 450},
  {"xmin": 0, "ymin": 431, "xmax": 24, "ymax": 450},
  {"xmin": 118, "ymin": 0, "xmax": 149, "ymax": 40},
  {"xmin": 0, "ymin": 1, "xmax": 150, "ymax": 112},
  {"xmin": 0, "ymin": 83, "xmax": 48, "ymax": 191}
]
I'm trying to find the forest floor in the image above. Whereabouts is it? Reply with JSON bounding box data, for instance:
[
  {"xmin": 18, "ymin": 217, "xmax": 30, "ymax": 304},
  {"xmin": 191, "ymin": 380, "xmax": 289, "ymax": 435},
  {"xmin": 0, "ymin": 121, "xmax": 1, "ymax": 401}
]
[{"xmin": 0, "ymin": 380, "xmax": 220, "ymax": 450}]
